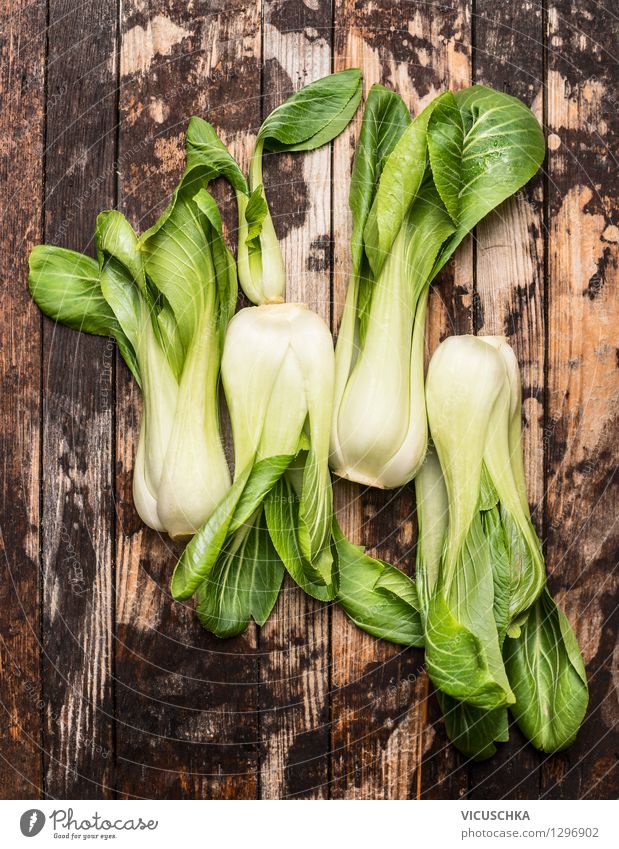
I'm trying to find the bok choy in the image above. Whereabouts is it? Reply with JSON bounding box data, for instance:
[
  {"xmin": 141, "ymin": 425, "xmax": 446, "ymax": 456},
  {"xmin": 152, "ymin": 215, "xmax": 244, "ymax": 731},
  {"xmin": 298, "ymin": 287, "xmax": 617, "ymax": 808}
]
[
  {"xmin": 29, "ymin": 126, "xmax": 238, "ymax": 538},
  {"xmin": 171, "ymin": 72, "xmax": 364, "ymax": 635},
  {"xmin": 331, "ymin": 84, "xmax": 545, "ymax": 488},
  {"xmin": 417, "ymin": 335, "xmax": 588, "ymax": 757},
  {"xmin": 195, "ymin": 69, "xmax": 361, "ymax": 306},
  {"xmin": 170, "ymin": 302, "xmax": 338, "ymax": 636}
]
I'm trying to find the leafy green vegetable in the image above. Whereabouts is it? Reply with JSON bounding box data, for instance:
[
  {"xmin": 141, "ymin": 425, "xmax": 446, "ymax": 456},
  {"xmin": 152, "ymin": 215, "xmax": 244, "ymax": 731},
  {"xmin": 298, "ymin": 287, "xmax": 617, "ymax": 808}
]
[
  {"xmin": 437, "ymin": 691, "xmax": 509, "ymax": 762},
  {"xmin": 504, "ymin": 589, "xmax": 589, "ymax": 752},
  {"xmin": 172, "ymin": 302, "xmax": 338, "ymax": 635},
  {"xmin": 29, "ymin": 122, "xmax": 237, "ymax": 539},
  {"xmin": 265, "ymin": 475, "xmax": 334, "ymax": 601},
  {"xmin": 433, "ymin": 86, "xmax": 546, "ymax": 276},
  {"xmin": 424, "ymin": 336, "xmax": 527, "ymax": 710},
  {"xmin": 236, "ymin": 69, "xmax": 362, "ymax": 305},
  {"xmin": 331, "ymin": 84, "xmax": 545, "ymax": 489},
  {"xmin": 418, "ymin": 337, "xmax": 588, "ymax": 756},
  {"xmin": 171, "ymin": 454, "xmax": 293, "ymax": 601}
]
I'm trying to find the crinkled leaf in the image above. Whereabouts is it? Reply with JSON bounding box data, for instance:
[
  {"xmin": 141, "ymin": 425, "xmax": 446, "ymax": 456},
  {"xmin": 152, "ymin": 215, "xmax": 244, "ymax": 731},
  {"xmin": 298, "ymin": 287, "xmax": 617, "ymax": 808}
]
[
  {"xmin": 257, "ymin": 69, "xmax": 362, "ymax": 152},
  {"xmin": 334, "ymin": 521, "xmax": 424, "ymax": 646},
  {"xmin": 195, "ymin": 510, "xmax": 284, "ymax": 638},
  {"xmin": 432, "ymin": 85, "xmax": 545, "ymax": 277},
  {"xmin": 504, "ymin": 588, "xmax": 588, "ymax": 752},
  {"xmin": 265, "ymin": 476, "xmax": 335, "ymax": 601},
  {"xmin": 426, "ymin": 91, "xmax": 464, "ymax": 223}
]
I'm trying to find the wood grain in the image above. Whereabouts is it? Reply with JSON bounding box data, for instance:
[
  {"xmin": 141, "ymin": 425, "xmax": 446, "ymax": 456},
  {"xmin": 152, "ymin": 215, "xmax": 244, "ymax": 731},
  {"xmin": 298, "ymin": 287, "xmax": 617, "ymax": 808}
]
[
  {"xmin": 258, "ymin": 0, "xmax": 332, "ymax": 799},
  {"xmin": 331, "ymin": 0, "xmax": 472, "ymax": 800},
  {"xmin": 0, "ymin": 0, "xmax": 45, "ymax": 798},
  {"xmin": 114, "ymin": 0, "xmax": 262, "ymax": 799},
  {"xmin": 1, "ymin": 0, "xmax": 616, "ymax": 802},
  {"xmin": 542, "ymin": 0, "xmax": 619, "ymax": 800},
  {"xmin": 467, "ymin": 0, "xmax": 545, "ymax": 799},
  {"xmin": 41, "ymin": 0, "xmax": 117, "ymax": 798}
]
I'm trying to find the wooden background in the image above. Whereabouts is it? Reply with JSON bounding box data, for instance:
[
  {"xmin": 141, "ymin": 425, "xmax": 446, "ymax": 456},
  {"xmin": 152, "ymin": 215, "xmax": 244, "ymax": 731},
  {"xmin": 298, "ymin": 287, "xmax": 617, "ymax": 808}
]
[{"xmin": 1, "ymin": 0, "xmax": 617, "ymax": 800}]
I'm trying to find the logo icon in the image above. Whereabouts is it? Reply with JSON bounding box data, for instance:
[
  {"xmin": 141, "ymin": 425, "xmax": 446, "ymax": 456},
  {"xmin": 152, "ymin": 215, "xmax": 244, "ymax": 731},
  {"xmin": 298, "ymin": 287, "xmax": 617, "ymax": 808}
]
[{"xmin": 20, "ymin": 810, "xmax": 46, "ymax": 837}]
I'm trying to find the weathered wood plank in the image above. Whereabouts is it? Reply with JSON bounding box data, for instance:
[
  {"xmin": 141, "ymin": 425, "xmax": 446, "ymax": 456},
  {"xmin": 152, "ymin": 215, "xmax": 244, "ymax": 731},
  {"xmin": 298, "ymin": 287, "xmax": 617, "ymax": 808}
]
[
  {"xmin": 114, "ymin": 0, "xmax": 262, "ymax": 799},
  {"xmin": 258, "ymin": 0, "xmax": 333, "ymax": 800},
  {"xmin": 331, "ymin": 0, "xmax": 472, "ymax": 800},
  {"xmin": 41, "ymin": 0, "xmax": 117, "ymax": 797},
  {"xmin": 0, "ymin": 0, "xmax": 45, "ymax": 798},
  {"xmin": 542, "ymin": 0, "xmax": 619, "ymax": 800},
  {"xmin": 467, "ymin": 0, "xmax": 545, "ymax": 799}
]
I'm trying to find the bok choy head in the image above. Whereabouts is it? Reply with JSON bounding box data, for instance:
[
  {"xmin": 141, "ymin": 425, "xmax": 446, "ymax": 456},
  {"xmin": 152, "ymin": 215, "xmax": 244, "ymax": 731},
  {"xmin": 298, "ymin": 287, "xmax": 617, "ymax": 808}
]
[
  {"xmin": 331, "ymin": 84, "xmax": 545, "ymax": 489},
  {"xmin": 28, "ymin": 122, "xmax": 239, "ymax": 539},
  {"xmin": 170, "ymin": 302, "xmax": 339, "ymax": 636},
  {"xmin": 420, "ymin": 335, "xmax": 588, "ymax": 751}
]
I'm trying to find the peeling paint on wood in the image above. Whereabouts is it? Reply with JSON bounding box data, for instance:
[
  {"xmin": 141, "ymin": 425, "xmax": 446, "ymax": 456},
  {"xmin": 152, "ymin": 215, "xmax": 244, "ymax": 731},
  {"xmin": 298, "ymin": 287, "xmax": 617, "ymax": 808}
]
[{"xmin": 543, "ymin": 0, "xmax": 619, "ymax": 801}]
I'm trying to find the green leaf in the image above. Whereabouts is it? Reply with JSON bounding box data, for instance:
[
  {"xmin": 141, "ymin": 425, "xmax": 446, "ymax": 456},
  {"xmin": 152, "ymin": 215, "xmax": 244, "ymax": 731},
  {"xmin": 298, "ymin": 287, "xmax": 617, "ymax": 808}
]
[
  {"xmin": 363, "ymin": 95, "xmax": 438, "ymax": 278},
  {"xmin": 265, "ymin": 476, "xmax": 335, "ymax": 601},
  {"xmin": 432, "ymin": 85, "xmax": 545, "ymax": 277},
  {"xmin": 192, "ymin": 189, "xmax": 238, "ymax": 345},
  {"xmin": 374, "ymin": 562, "xmax": 421, "ymax": 610},
  {"xmin": 185, "ymin": 116, "xmax": 249, "ymax": 194},
  {"xmin": 297, "ymin": 450, "xmax": 334, "ymax": 586},
  {"xmin": 425, "ymin": 514, "xmax": 515, "ymax": 711},
  {"xmin": 28, "ymin": 243, "xmax": 140, "ymax": 385},
  {"xmin": 426, "ymin": 91, "xmax": 464, "ymax": 223},
  {"xmin": 195, "ymin": 509, "xmax": 285, "ymax": 638},
  {"xmin": 348, "ymin": 85, "xmax": 411, "ymax": 279},
  {"xmin": 171, "ymin": 455, "xmax": 294, "ymax": 601},
  {"xmin": 404, "ymin": 175, "xmax": 456, "ymax": 303},
  {"xmin": 437, "ymin": 691, "xmax": 509, "ymax": 761},
  {"xmin": 481, "ymin": 505, "xmax": 512, "ymax": 642},
  {"xmin": 414, "ymin": 445, "xmax": 449, "ymax": 617},
  {"xmin": 28, "ymin": 245, "xmax": 117, "ymax": 335},
  {"xmin": 229, "ymin": 455, "xmax": 295, "ymax": 534},
  {"xmin": 95, "ymin": 211, "xmax": 146, "ymax": 383},
  {"xmin": 257, "ymin": 68, "xmax": 362, "ymax": 152},
  {"xmin": 504, "ymin": 588, "xmax": 588, "ymax": 752},
  {"xmin": 140, "ymin": 178, "xmax": 218, "ymax": 365},
  {"xmin": 244, "ymin": 185, "xmax": 269, "ymax": 247},
  {"xmin": 334, "ymin": 521, "xmax": 424, "ymax": 646}
]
